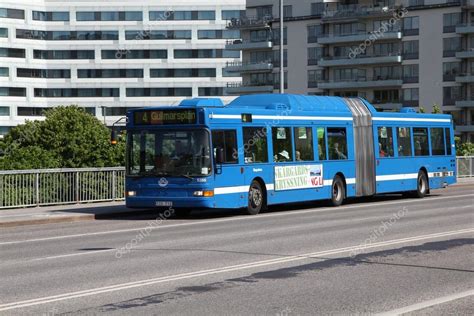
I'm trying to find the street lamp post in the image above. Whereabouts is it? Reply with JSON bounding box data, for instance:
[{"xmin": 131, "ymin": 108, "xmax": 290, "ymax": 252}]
[{"xmin": 279, "ymin": 0, "xmax": 284, "ymax": 94}]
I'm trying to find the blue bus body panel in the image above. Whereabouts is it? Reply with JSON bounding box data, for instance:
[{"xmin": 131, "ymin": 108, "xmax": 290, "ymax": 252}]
[{"xmin": 125, "ymin": 95, "xmax": 456, "ymax": 210}]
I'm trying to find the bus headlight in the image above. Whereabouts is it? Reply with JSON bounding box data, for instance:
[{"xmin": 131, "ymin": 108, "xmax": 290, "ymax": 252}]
[
  {"xmin": 193, "ymin": 190, "xmax": 214, "ymax": 197},
  {"xmin": 127, "ymin": 191, "xmax": 136, "ymax": 197}
]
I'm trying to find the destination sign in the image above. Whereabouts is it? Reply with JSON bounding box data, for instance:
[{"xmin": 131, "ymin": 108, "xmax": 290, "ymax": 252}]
[{"xmin": 134, "ymin": 109, "xmax": 197, "ymax": 125}]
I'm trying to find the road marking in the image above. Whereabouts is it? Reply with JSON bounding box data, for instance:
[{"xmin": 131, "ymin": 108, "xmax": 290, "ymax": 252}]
[
  {"xmin": 378, "ymin": 289, "xmax": 474, "ymax": 315},
  {"xmin": 0, "ymin": 228, "xmax": 473, "ymax": 311},
  {"xmin": 0, "ymin": 193, "xmax": 472, "ymax": 246}
]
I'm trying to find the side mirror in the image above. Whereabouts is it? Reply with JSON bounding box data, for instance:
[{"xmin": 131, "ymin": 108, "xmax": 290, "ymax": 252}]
[
  {"xmin": 110, "ymin": 129, "xmax": 118, "ymax": 145},
  {"xmin": 216, "ymin": 148, "xmax": 224, "ymax": 164}
]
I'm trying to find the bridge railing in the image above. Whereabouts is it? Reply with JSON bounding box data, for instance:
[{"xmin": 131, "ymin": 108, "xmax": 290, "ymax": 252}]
[
  {"xmin": 0, "ymin": 158, "xmax": 472, "ymax": 209},
  {"xmin": 0, "ymin": 167, "xmax": 125, "ymax": 209},
  {"xmin": 457, "ymin": 156, "xmax": 474, "ymax": 178}
]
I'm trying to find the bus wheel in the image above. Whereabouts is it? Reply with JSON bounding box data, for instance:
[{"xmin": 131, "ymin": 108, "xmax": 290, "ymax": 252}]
[
  {"xmin": 414, "ymin": 171, "xmax": 429, "ymax": 198},
  {"xmin": 330, "ymin": 176, "xmax": 345, "ymax": 207},
  {"xmin": 246, "ymin": 180, "xmax": 264, "ymax": 215}
]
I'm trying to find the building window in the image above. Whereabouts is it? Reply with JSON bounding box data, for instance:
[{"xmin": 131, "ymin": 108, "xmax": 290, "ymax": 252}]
[
  {"xmin": 403, "ymin": 64, "xmax": 419, "ymax": 83},
  {"xmin": 0, "ymin": 67, "xmax": 8, "ymax": 77},
  {"xmin": 126, "ymin": 88, "xmax": 192, "ymax": 97},
  {"xmin": 149, "ymin": 11, "xmax": 215, "ymax": 21},
  {"xmin": 0, "ymin": 87, "xmax": 26, "ymax": 97},
  {"xmin": 77, "ymin": 69, "xmax": 143, "ymax": 78},
  {"xmin": 430, "ymin": 128, "xmax": 446, "ymax": 156},
  {"xmin": 403, "ymin": 88, "xmax": 419, "ymax": 107},
  {"xmin": 311, "ymin": 3, "xmax": 326, "ymax": 16},
  {"xmin": 0, "ymin": 48, "xmax": 25, "ymax": 58},
  {"xmin": 222, "ymin": 10, "xmax": 244, "ymax": 20},
  {"xmin": 294, "ymin": 127, "xmax": 314, "ymax": 161},
  {"xmin": 256, "ymin": 6, "xmax": 272, "ymax": 19},
  {"xmin": 443, "ymin": 13, "xmax": 461, "ymax": 33},
  {"xmin": 125, "ymin": 30, "xmax": 192, "ymax": 40},
  {"xmin": 33, "ymin": 11, "xmax": 69, "ymax": 21},
  {"xmin": 34, "ymin": 88, "xmax": 119, "ymax": 98},
  {"xmin": 403, "ymin": 16, "xmax": 419, "ymax": 36},
  {"xmin": 0, "ymin": 106, "xmax": 9, "ymax": 115},
  {"xmin": 102, "ymin": 49, "xmax": 167, "ymax": 59},
  {"xmin": 76, "ymin": 11, "xmax": 142, "ymax": 21},
  {"xmin": 307, "ymin": 24, "xmax": 323, "ymax": 43},
  {"xmin": 174, "ymin": 49, "xmax": 239, "ymax": 59},
  {"xmin": 243, "ymin": 127, "xmax": 268, "ymax": 164},
  {"xmin": 335, "ymin": 68, "xmax": 366, "ymax": 81},
  {"xmin": 212, "ymin": 130, "xmax": 238, "ymax": 164},
  {"xmin": 17, "ymin": 29, "xmax": 119, "ymax": 41},
  {"xmin": 17, "ymin": 68, "xmax": 71, "ymax": 78},
  {"xmin": 397, "ymin": 127, "xmax": 412, "ymax": 157},
  {"xmin": 283, "ymin": 5, "xmax": 292, "ymax": 18},
  {"xmin": 151, "ymin": 68, "xmax": 216, "ymax": 78},
  {"xmin": 413, "ymin": 128, "xmax": 429, "ymax": 156},
  {"xmin": 402, "ymin": 41, "xmax": 418, "ymax": 59},
  {"xmin": 198, "ymin": 87, "xmax": 224, "ymax": 96},
  {"xmin": 0, "ymin": 8, "xmax": 24, "ymax": 19},
  {"xmin": 272, "ymin": 127, "xmax": 293, "ymax": 162},
  {"xmin": 443, "ymin": 62, "xmax": 461, "ymax": 82},
  {"xmin": 328, "ymin": 128, "xmax": 348, "ymax": 160},
  {"xmin": 308, "ymin": 70, "xmax": 324, "ymax": 88},
  {"xmin": 0, "ymin": 28, "xmax": 7, "ymax": 38},
  {"xmin": 34, "ymin": 50, "xmax": 94, "ymax": 60},
  {"xmin": 198, "ymin": 30, "xmax": 239, "ymax": 39},
  {"xmin": 17, "ymin": 107, "xmax": 46, "ymax": 116},
  {"xmin": 443, "ymin": 37, "xmax": 462, "ymax": 57},
  {"xmin": 377, "ymin": 127, "xmax": 394, "ymax": 157},
  {"xmin": 308, "ymin": 47, "xmax": 323, "ymax": 65},
  {"xmin": 373, "ymin": 90, "xmax": 400, "ymax": 104},
  {"xmin": 443, "ymin": 86, "xmax": 463, "ymax": 105},
  {"xmin": 374, "ymin": 66, "xmax": 401, "ymax": 80}
]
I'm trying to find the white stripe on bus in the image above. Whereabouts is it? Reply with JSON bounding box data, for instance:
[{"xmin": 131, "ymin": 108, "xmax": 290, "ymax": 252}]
[
  {"xmin": 372, "ymin": 117, "xmax": 451, "ymax": 123},
  {"xmin": 209, "ymin": 114, "xmax": 353, "ymax": 121}
]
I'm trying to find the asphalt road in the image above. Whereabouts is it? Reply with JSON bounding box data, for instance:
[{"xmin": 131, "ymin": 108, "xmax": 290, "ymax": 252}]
[{"xmin": 0, "ymin": 185, "xmax": 473, "ymax": 315}]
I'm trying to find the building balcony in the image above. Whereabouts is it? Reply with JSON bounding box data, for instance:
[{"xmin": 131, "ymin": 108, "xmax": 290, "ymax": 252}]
[
  {"xmin": 455, "ymin": 100, "xmax": 474, "ymax": 107},
  {"xmin": 318, "ymin": 53, "xmax": 402, "ymax": 67},
  {"xmin": 321, "ymin": 4, "xmax": 400, "ymax": 23},
  {"xmin": 225, "ymin": 39, "xmax": 273, "ymax": 51},
  {"xmin": 456, "ymin": 123, "xmax": 474, "ymax": 133},
  {"xmin": 318, "ymin": 77, "xmax": 403, "ymax": 89},
  {"xmin": 225, "ymin": 82, "xmax": 274, "ymax": 95},
  {"xmin": 456, "ymin": 49, "xmax": 474, "ymax": 59},
  {"xmin": 226, "ymin": 15, "xmax": 273, "ymax": 30},
  {"xmin": 317, "ymin": 31, "xmax": 402, "ymax": 45},
  {"xmin": 461, "ymin": 0, "xmax": 474, "ymax": 8},
  {"xmin": 224, "ymin": 61, "xmax": 273, "ymax": 73},
  {"xmin": 456, "ymin": 23, "xmax": 474, "ymax": 34},
  {"xmin": 455, "ymin": 73, "xmax": 474, "ymax": 83}
]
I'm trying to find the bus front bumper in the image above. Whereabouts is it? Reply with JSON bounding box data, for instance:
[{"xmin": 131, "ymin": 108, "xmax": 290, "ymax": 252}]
[{"xmin": 126, "ymin": 196, "xmax": 215, "ymax": 209}]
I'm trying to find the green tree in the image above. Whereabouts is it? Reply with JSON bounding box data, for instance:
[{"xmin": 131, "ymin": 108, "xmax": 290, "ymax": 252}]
[
  {"xmin": 432, "ymin": 104, "xmax": 442, "ymax": 114},
  {"xmin": 418, "ymin": 106, "xmax": 426, "ymax": 113},
  {"xmin": 0, "ymin": 106, "xmax": 125, "ymax": 170},
  {"xmin": 455, "ymin": 137, "xmax": 474, "ymax": 156}
]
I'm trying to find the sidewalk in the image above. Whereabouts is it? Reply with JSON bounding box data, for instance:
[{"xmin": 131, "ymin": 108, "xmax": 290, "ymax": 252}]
[
  {"xmin": 0, "ymin": 180, "xmax": 472, "ymax": 228},
  {"xmin": 0, "ymin": 201, "xmax": 150, "ymax": 228}
]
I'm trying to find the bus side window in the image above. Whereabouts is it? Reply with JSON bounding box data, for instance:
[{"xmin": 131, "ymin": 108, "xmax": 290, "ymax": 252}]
[
  {"xmin": 445, "ymin": 128, "xmax": 452, "ymax": 155},
  {"xmin": 317, "ymin": 127, "xmax": 327, "ymax": 160},
  {"xmin": 242, "ymin": 127, "xmax": 268, "ymax": 164},
  {"xmin": 212, "ymin": 130, "xmax": 238, "ymax": 164},
  {"xmin": 328, "ymin": 128, "xmax": 348, "ymax": 160},
  {"xmin": 294, "ymin": 127, "xmax": 314, "ymax": 161},
  {"xmin": 377, "ymin": 127, "xmax": 394, "ymax": 158},
  {"xmin": 430, "ymin": 128, "xmax": 445, "ymax": 156},
  {"xmin": 413, "ymin": 127, "xmax": 429, "ymax": 156},
  {"xmin": 272, "ymin": 127, "xmax": 293, "ymax": 162},
  {"xmin": 397, "ymin": 127, "xmax": 412, "ymax": 157}
]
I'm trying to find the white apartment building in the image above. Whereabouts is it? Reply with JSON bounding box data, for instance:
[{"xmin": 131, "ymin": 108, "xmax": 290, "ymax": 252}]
[
  {"xmin": 226, "ymin": 0, "xmax": 474, "ymax": 141},
  {"xmin": 0, "ymin": 0, "xmax": 245, "ymax": 136}
]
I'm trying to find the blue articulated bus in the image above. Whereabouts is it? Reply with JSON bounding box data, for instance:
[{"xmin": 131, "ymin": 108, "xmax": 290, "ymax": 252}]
[{"xmin": 124, "ymin": 94, "xmax": 456, "ymax": 215}]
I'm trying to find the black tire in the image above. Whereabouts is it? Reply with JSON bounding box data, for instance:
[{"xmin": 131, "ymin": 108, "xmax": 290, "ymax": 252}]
[
  {"xmin": 246, "ymin": 180, "xmax": 264, "ymax": 215},
  {"xmin": 414, "ymin": 171, "xmax": 429, "ymax": 198},
  {"xmin": 330, "ymin": 176, "xmax": 345, "ymax": 207}
]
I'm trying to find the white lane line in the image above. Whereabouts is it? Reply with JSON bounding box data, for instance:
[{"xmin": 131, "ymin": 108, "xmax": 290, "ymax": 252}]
[
  {"xmin": 1, "ymin": 193, "xmax": 473, "ymax": 246},
  {"xmin": 0, "ymin": 228, "xmax": 473, "ymax": 312},
  {"xmin": 378, "ymin": 289, "xmax": 474, "ymax": 316}
]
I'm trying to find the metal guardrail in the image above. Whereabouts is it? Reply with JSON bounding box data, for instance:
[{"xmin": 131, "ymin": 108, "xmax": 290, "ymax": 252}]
[
  {"xmin": 456, "ymin": 156, "xmax": 474, "ymax": 178},
  {"xmin": 0, "ymin": 167, "xmax": 125, "ymax": 209},
  {"xmin": 0, "ymin": 158, "xmax": 472, "ymax": 209}
]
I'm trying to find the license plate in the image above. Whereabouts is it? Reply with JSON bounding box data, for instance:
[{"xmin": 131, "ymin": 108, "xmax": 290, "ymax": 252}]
[{"xmin": 155, "ymin": 201, "xmax": 173, "ymax": 207}]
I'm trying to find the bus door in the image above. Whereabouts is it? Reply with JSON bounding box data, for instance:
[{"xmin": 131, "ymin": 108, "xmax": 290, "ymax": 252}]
[{"xmin": 212, "ymin": 129, "xmax": 242, "ymax": 208}]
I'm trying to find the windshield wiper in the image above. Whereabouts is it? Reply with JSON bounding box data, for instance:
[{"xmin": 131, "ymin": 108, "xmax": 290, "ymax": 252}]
[{"xmin": 179, "ymin": 174, "xmax": 194, "ymax": 180}]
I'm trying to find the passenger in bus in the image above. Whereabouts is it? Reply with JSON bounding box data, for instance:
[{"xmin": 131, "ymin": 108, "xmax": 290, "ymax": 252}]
[
  {"xmin": 334, "ymin": 142, "xmax": 347, "ymax": 160},
  {"xmin": 295, "ymin": 151, "xmax": 302, "ymax": 161},
  {"xmin": 379, "ymin": 142, "xmax": 386, "ymax": 157}
]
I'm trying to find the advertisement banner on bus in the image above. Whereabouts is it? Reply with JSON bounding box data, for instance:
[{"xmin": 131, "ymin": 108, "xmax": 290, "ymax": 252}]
[{"xmin": 275, "ymin": 164, "xmax": 324, "ymax": 191}]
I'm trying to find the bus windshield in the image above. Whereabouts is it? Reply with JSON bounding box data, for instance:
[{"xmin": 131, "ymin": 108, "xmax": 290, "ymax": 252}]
[{"xmin": 127, "ymin": 129, "xmax": 212, "ymax": 177}]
